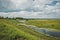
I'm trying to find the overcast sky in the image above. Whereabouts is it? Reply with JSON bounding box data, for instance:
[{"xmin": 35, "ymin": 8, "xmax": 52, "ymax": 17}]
[{"xmin": 0, "ymin": 0, "xmax": 60, "ymax": 18}]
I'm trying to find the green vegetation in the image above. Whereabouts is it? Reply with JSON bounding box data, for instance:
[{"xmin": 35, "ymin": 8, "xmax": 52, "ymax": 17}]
[
  {"xmin": 0, "ymin": 19, "xmax": 60, "ymax": 40},
  {"xmin": 0, "ymin": 19, "xmax": 41, "ymax": 40},
  {"xmin": 26, "ymin": 20, "xmax": 60, "ymax": 30}
]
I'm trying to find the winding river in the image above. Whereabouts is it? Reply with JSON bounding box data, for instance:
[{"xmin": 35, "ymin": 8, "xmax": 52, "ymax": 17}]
[{"xmin": 19, "ymin": 23, "xmax": 60, "ymax": 38}]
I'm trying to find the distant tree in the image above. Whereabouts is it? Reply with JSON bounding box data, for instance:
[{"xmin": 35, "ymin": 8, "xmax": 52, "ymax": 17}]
[
  {"xmin": 6, "ymin": 17, "xmax": 8, "ymax": 19},
  {"xmin": 16, "ymin": 17, "xmax": 25, "ymax": 20},
  {"xmin": 0, "ymin": 16, "xmax": 4, "ymax": 19},
  {"xmin": 26, "ymin": 19, "xmax": 29, "ymax": 21}
]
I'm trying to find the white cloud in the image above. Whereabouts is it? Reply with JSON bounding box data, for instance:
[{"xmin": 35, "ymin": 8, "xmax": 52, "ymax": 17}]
[{"xmin": 0, "ymin": 0, "xmax": 60, "ymax": 18}]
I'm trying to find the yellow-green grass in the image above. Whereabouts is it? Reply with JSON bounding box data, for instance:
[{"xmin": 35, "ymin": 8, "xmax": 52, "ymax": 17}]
[
  {"xmin": 26, "ymin": 20, "xmax": 60, "ymax": 30},
  {"xmin": 0, "ymin": 19, "xmax": 42, "ymax": 40}
]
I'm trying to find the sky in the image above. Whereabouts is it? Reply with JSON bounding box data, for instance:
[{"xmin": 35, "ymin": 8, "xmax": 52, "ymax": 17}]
[{"xmin": 0, "ymin": 0, "xmax": 60, "ymax": 18}]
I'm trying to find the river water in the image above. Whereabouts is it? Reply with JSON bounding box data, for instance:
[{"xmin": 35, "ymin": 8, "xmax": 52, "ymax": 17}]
[{"xmin": 28, "ymin": 25, "xmax": 60, "ymax": 38}]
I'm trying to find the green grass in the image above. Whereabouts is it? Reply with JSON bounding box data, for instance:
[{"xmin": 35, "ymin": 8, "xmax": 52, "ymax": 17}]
[
  {"xmin": 0, "ymin": 19, "xmax": 60, "ymax": 40},
  {"xmin": 26, "ymin": 20, "xmax": 60, "ymax": 30},
  {"xmin": 25, "ymin": 19, "xmax": 60, "ymax": 40},
  {"xmin": 0, "ymin": 19, "xmax": 42, "ymax": 40}
]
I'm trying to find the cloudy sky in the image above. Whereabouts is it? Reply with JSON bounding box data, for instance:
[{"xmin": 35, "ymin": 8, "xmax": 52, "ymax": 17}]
[{"xmin": 0, "ymin": 0, "xmax": 60, "ymax": 18}]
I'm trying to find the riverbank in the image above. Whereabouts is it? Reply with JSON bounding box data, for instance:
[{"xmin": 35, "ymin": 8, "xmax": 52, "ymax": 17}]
[{"xmin": 0, "ymin": 19, "xmax": 60, "ymax": 40}]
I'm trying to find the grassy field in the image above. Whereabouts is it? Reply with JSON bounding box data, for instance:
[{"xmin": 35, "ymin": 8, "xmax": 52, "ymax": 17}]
[
  {"xmin": 26, "ymin": 20, "xmax": 60, "ymax": 30},
  {"xmin": 0, "ymin": 19, "xmax": 60, "ymax": 40}
]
